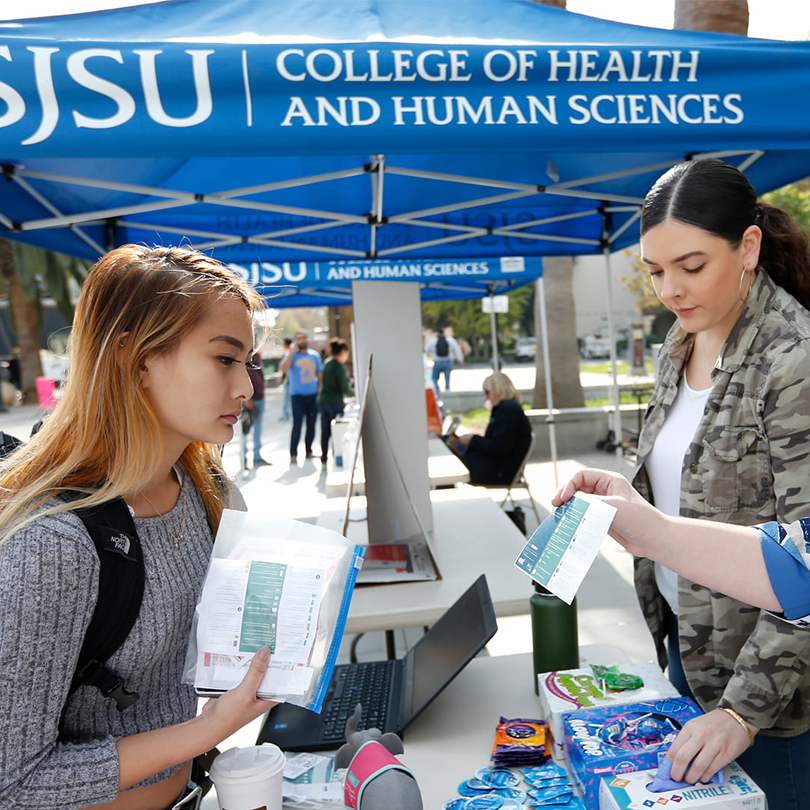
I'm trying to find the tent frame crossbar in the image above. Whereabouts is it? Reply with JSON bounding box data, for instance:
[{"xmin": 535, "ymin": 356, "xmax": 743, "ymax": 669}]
[
  {"xmin": 0, "ymin": 148, "xmax": 769, "ymax": 262},
  {"xmin": 11, "ymin": 174, "xmax": 104, "ymax": 255}
]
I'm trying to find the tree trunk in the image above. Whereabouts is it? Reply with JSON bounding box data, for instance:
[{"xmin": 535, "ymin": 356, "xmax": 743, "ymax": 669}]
[
  {"xmin": 0, "ymin": 239, "xmax": 44, "ymax": 404},
  {"xmin": 532, "ymin": 257, "xmax": 585, "ymax": 408},
  {"xmin": 526, "ymin": 0, "xmax": 584, "ymax": 411},
  {"xmin": 674, "ymin": 0, "xmax": 749, "ymax": 34}
]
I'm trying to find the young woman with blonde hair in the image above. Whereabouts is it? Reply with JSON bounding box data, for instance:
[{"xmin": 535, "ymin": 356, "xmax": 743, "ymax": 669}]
[
  {"xmin": 0, "ymin": 245, "xmax": 276, "ymax": 810},
  {"xmin": 455, "ymin": 371, "xmax": 531, "ymax": 486}
]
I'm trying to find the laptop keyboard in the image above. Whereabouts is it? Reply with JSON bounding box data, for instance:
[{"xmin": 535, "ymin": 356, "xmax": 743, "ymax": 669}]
[{"xmin": 321, "ymin": 660, "xmax": 396, "ymax": 740}]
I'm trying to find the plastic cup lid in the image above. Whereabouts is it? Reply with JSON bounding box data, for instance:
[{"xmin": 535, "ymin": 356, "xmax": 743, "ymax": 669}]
[{"xmin": 209, "ymin": 744, "xmax": 285, "ymax": 782}]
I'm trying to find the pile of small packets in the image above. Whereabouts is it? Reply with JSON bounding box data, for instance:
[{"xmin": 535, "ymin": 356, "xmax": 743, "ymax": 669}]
[
  {"xmin": 442, "ymin": 764, "xmax": 585, "ymax": 810},
  {"xmin": 491, "ymin": 717, "xmax": 548, "ymax": 767}
]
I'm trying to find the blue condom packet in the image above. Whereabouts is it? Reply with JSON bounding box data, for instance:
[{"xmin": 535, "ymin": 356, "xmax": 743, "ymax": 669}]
[
  {"xmin": 528, "ymin": 794, "xmax": 578, "ymax": 808},
  {"xmin": 527, "ymin": 785, "xmax": 574, "ymax": 803},
  {"xmin": 459, "ymin": 780, "xmax": 494, "ymax": 796},
  {"xmin": 464, "ymin": 796, "xmax": 526, "ymax": 810},
  {"xmin": 550, "ymin": 797, "xmax": 585, "ymax": 810},
  {"xmin": 526, "ymin": 776, "xmax": 572, "ymax": 790},
  {"xmin": 443, "ymin": 801, "xmax": 469, "ymax": 810},
  {"xmin": 494, "ymin": 799, "xmax": 525, "ymax": 810},
  {"xmin": 521, "ymin": 763, "xmax": 569, "ymax": 782},
  {"xmin": 493, "ymin": 788, "xmax": 527, "ymax": 802},
  {"xmin": 475, "ymin": 767, "xmax": 521, "ymax": 789},
  {"xmin": 465, "ymin": 795, "xmax": 506, "ymax": 810}
]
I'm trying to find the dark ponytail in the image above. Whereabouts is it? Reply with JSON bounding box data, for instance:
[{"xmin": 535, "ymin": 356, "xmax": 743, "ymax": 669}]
[
  {"xmin": 329, "ymin": 337, "xmax": 349, "ymax": 356},
  {"xmin": 641, "ymin": 158, "xmax": 810, "ymax": 309},
  {"xmin": 756, "ymin": 202, "xmax": 810, "ymax": 309}
]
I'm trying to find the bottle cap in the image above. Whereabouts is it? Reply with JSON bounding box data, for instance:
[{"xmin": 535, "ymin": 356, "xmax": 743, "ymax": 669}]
[{"xmin": 533, "ymin": 582, "xmax": 553, "ymax": 595}]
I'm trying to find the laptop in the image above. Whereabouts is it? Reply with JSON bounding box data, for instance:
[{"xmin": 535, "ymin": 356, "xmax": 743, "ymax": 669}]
[{"xmin": 256, "ymin": 574, "xmax": 497, "ymax": 751}]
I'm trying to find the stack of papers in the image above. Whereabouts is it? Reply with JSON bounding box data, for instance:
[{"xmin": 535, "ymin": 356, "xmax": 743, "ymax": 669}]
[{"xmin": 189, "ymin": 511, "xmax": 364, "ymax": 709}]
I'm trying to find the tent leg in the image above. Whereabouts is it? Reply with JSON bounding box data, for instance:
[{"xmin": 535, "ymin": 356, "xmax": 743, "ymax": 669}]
[
  {"xmin": 537, "ymin": 277, "xmax": 558, "ymax": 488},
  {"xmin": 490, "ymin": 292, "xmax": 500, "ymax": 372},
  {"xmin": 602, "ymin": 244, "xmax": 622, "ymax": 457}
]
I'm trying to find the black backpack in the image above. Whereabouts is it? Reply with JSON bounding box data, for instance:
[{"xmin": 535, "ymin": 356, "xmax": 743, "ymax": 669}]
[
  {"xmin": 0, "ymin": 431, "xmax": 22, "ymax": 458},
  {"xmin": 2, "ymin": 431, "xmax": 143, "ymax": 709},
  {"xmin": 435, "ymin": 334, "xmax": 449, "ymax": 357},
  {"xmin": 68, "ymin": 496, "xmax": 145, "ymax": 711}
]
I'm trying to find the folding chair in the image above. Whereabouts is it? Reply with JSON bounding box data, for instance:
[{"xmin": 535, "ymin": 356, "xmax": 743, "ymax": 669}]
[
  {"xmin": 496, "ymin": 431, "xmax": 542, "ymax": 526},
  {"xmin": 478, "ymin": 431, "xmax": 541, "ymax": 525}
]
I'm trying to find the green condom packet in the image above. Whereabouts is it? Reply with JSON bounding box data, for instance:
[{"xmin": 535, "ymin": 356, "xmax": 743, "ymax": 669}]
[{"xmin": 590, "ymin": 664, "xmax": 644, "ymax": 692}]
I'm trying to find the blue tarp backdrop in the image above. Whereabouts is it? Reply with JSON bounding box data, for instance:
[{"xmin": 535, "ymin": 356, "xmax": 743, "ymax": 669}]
[{"xmin": 0, "ymin": 0, "xmax": 809, "ymax": 305}]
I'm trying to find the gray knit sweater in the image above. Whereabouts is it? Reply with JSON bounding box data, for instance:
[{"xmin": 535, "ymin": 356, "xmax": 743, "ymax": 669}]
[{"xmin": 0, "ymin": 478, "xmax": 213, "ymax": 810}]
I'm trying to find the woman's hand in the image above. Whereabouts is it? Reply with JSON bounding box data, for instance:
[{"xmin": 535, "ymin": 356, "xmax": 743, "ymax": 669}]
[
  {"xmin": 551, "ymin": 468, "xmax": 666, "ymax": 558},
  {"xmin": 666, "ymin": 709, "xmax": 757, "ymax": 783},
  {"xmin": 457, "ymin": 433, "xmax": 474, "ymax": 447},
  {"xmin": 201, "ymin": 647, "xmax": 278, "ymax": 737},
  {"xmin": 117, "ymin": 647, "xmax": 278, "ymax": 791}
]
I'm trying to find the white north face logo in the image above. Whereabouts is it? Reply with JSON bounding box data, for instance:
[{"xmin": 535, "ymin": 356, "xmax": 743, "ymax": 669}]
[{"xmin": 109, "ymin": 534, "xmax": 131, "ymax": 555}]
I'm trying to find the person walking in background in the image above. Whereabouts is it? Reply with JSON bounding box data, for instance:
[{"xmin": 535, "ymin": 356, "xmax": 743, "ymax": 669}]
[
  {"xmin": 280, "ymin": 337, "xmax": 292, "ymax": 421},
  {"xmin": 242, "ymin": 351, "xmax": 270, "ymax": 468},
  {"xmin": 280, "ymin": 330, "xmax": 322, "ymax": 463},
  {"xmin": 425, "ymin": 327, "xmax": 464, "ymax": 396},
  {"xmin": 318, "ymin": 338, "xmax": 354, "ymax": 464},
  {"xmin": 625, "ymin": 157, "xmax": 810, "ymax": 807}
]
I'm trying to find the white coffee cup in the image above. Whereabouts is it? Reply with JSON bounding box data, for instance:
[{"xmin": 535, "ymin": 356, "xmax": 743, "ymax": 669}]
[{"xmin": 209, "ymin": 744, "xmax": 285, "ymax": 810}]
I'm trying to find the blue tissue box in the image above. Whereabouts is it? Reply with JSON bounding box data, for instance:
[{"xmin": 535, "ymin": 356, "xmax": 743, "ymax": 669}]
[{"xmin": 563, "ymin": 697, "xmax": 703, "ymax": 809}]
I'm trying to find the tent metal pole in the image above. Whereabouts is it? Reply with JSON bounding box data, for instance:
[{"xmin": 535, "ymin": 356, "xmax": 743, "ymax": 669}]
[
  {"xmin": 12, "ymin": 175, "xmax": 105, "ymax": 255},
  {"xmin": 20, "ymin": 199, "xmax": 189, "ymax": 231},
  {"xmin": 495, "ymin": 209, "xmax": 598, "ymax": 231},
  {"xmin": 376, "ymin": 230, "xmax": 487, "ymax": 256},
  {"xmin": 607, "ymin": 210, "xmax": 642, "ymax": 245},
  {"xmin": 489, "ymin": 230, "xmax": 599, "ymax": 246},
  {"xmin": 602, "ymin": 237, "xmax": 622, "ymax": 456},
  {"xmin": 537, "ymin": 276, "xmax": 558, "ymax": 487},
  {"xmin": 489, "ymin": 288, "xmax": 500, "ymax": 373},
  {"xmin": 386, "ymin": 189, "xmax": 538, "ymax": 223}
]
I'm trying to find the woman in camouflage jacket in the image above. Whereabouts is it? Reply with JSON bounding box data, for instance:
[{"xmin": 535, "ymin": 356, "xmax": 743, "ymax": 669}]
[{"xmin": 624, "ymin": 158, "xmax": 810, "ymax": 808}]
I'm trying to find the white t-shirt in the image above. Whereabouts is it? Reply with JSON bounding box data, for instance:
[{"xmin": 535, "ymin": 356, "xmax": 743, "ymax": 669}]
[{"xmin": 645, "ymin": 373, "xmax": 712, "ymax": 614}]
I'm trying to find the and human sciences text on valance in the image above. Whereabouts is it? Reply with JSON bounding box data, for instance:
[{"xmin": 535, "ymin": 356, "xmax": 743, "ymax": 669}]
[{"xmin": 0, "ymin": 41, "xmax": 807, "ymax": 156}]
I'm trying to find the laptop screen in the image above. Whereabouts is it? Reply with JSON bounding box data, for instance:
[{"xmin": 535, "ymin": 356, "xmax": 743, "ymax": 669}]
[{"xmin": 399, "ymin": 574, "xmax": 498, "ymax": 728}]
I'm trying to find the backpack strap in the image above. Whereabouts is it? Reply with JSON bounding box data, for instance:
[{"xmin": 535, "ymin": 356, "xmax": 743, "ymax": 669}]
[{"xmin": 68, "ymin": 496, "xmax": 145, "ymax": 711}]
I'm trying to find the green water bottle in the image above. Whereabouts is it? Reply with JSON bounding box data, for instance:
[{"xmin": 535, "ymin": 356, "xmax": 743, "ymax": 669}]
[{"xmin": 530, "ymin": 583, "xmax": 579, "ymax": 694}]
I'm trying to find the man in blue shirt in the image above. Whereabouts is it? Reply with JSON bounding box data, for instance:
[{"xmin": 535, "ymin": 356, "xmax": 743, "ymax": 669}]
[{"xmin": 280, "ymin": 330, "xmax": 323, "ymax": 462}]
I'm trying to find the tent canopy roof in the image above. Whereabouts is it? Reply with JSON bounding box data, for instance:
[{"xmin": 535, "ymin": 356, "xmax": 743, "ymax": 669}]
[{"xmin": 0, "ymin": 1, "xmax": 809, "ymax": 305}]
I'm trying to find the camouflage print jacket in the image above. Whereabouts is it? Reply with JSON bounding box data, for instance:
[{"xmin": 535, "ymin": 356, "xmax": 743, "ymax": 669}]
[{"xmin": 633, "ymin": 268, "xmax": 810, "ymax": 736}]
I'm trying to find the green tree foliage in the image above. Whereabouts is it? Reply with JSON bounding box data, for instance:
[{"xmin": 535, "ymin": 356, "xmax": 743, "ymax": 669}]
[
  {"xmin": 762, "ymin": 182, "xmax": 810, "ymax": 235},
  {"xmin": 421, "ymin": 284, "xmax": 534, "ymax": 359},
  {"xmin": 6, "ymin": 240, "xmax": 88, "ymax": 325}
]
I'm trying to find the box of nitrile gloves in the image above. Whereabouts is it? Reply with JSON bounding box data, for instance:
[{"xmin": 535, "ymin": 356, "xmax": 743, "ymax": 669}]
[
  {"xmin": 538, "ymin": 662, "xmax": 680, "ymax": 760},
  {"xmin": 563, "ymin": 697, "xmax": 703, "ymax": 810},
  {"xmin": 599, "ymin": 761, "xmax": 766, "ymax": 809}
]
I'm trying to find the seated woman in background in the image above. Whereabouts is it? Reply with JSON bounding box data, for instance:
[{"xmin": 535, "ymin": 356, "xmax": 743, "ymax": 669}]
[{"xmin": 454, "ymin": 372, "xmax": 532, "ymax": 486}]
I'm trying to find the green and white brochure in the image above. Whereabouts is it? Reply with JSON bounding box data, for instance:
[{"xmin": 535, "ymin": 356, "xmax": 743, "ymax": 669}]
[{"xmin": 514, "ymin": 493, "xmax": 616, "ymax": 604}]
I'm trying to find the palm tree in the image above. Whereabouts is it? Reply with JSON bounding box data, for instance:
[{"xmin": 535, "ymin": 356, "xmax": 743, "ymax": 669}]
[
  {"xmin": 674, "ymin": 0, "xmax": 749, "ymax": 34},
  {"xmin": 527, "ymin": 0, "xmax": 585, "ymax": 409},
  {"xmin": 0, "ymin": 238, "xmax": 87, "ymax": 403}
]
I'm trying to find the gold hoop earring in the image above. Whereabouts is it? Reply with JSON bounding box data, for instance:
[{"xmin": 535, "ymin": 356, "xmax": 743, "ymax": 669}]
[{"xmin": 739, "ymin": 265, "xmax": 750, "ymax": 303}]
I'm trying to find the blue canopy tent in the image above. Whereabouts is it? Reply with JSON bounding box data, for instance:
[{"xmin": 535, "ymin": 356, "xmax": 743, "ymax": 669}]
[
  {"xmin": 1, "ymin": 0, "xmax": 810, "ymax": 477},
  {"xmin": 1, "ymin": 1, "xmax": 809, "ymax": 271}
]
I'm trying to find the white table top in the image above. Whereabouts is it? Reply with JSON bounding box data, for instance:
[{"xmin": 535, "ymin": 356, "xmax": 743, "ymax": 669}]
[
  {"xmin": 317, "ymin": 487, "xmax": 530, "ymax": 634},
  {"xmin": 325, "ymin": 436, "xmax": 470, "ymax": 495}
]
